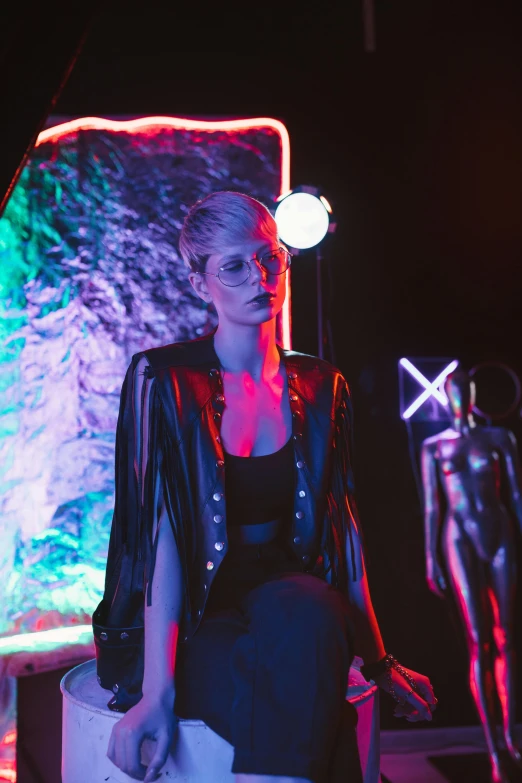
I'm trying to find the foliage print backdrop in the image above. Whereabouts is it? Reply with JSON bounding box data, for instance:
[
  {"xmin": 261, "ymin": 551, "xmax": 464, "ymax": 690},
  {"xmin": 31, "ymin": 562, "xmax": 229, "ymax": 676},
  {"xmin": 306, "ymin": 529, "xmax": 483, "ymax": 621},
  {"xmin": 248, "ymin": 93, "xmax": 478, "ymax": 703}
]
[{"xmin": 0, "ymin": 119, "xmax": 283, "ymax": 637}]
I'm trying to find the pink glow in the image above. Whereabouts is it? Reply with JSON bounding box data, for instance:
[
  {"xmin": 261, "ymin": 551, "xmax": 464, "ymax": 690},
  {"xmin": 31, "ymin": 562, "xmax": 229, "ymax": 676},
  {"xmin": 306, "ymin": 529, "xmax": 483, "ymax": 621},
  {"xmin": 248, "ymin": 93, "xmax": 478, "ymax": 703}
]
[
  {"xmin": 36, "ymin": 115, "xmax": 292, "ymax": 349},
  {"xmin": 1, "ymin": 732, "xmax": 16, "ymax": 746}
]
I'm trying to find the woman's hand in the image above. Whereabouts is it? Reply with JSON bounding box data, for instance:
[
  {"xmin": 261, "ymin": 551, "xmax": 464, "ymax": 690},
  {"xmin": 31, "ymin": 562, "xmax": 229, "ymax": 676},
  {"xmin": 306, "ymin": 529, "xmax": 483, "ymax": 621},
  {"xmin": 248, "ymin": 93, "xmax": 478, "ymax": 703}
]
[
  {"xmin": 106, "ymin": 692, "xmax": 177, "ymax": 781},
  {"xmin": 374, "ymin": 664, "xmax": 438, "ymax": 722}
]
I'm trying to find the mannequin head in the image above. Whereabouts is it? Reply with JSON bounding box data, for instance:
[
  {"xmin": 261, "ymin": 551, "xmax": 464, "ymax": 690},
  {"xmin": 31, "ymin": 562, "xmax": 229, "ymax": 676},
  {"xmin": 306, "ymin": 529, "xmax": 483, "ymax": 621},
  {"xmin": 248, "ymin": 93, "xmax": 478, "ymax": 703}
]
[{"xmin": 444, "ymin": 370, "xmax": 476, "ymax": 427}]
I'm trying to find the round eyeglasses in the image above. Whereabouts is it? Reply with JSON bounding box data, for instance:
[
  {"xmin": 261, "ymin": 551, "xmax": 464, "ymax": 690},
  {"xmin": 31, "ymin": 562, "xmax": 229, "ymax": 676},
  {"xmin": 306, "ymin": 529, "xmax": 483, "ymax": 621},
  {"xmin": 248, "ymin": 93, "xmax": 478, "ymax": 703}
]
[{"xmin": 199, "ymin": 246, "xmax": 292, "ymax": 287}]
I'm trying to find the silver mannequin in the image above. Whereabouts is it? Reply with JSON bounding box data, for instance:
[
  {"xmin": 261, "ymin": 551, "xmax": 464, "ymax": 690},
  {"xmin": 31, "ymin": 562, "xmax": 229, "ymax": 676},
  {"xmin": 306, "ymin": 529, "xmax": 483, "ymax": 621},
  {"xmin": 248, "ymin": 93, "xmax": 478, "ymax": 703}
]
[{"xmin": 421, "ymin": 370, "xmax": 522, "ymax": 783}]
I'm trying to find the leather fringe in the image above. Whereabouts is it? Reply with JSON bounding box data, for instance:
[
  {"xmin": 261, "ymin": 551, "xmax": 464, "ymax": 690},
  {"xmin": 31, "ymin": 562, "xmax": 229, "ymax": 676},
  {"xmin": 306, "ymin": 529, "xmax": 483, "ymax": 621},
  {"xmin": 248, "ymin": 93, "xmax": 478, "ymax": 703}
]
[
  {"xmin": 323, "ymin": 379, "xmax": 362, "ymax": 586},
  {"xmin": 138, "ymin": 367, "xmax": 193, "ymax": 618}
]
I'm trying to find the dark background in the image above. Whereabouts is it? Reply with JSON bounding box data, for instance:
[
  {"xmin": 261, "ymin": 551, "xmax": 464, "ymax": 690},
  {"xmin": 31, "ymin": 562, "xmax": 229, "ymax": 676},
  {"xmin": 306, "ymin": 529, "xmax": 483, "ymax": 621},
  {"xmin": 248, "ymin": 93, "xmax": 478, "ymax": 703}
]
[{"xmin": 51, "ymin": 0, "xmax": 522, "ymax": 731}]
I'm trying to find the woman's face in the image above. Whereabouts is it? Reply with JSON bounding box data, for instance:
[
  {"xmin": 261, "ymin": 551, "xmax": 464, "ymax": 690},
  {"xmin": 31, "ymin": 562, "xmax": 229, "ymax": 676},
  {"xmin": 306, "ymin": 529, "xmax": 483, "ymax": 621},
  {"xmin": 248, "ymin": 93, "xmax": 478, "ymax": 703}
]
[{"xmin": 188, "ymin": 222, "xmax": 287, "ymax": 327}]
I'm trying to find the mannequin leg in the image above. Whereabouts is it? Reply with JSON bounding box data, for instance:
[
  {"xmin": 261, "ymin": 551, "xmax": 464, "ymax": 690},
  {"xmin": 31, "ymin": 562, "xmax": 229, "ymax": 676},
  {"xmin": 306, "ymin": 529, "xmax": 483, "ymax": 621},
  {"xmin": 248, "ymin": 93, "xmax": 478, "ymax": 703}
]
[
  {"xmin": 442, "ymin": 520, "xmax": 507, "ymax": 783},
  {"xmin": 488, "ymin": 542, "xmax": 521, "ymax": 766}
]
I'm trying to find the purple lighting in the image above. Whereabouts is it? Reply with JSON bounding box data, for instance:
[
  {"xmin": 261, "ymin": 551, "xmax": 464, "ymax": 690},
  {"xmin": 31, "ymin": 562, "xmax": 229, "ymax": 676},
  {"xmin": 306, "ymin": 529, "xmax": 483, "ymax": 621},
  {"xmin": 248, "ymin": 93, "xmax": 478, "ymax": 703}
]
[{"xmin": 400, "ymin": 358, "xmax": 459, "ymax": 419}]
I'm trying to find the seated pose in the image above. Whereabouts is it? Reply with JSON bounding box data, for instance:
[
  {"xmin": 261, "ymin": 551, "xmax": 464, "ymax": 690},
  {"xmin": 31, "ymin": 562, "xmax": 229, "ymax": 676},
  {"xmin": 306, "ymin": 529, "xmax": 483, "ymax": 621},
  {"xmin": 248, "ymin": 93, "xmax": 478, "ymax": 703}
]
[{"xmin": 105, "ymin": 191, "xmax": 437, "ymax": 783}]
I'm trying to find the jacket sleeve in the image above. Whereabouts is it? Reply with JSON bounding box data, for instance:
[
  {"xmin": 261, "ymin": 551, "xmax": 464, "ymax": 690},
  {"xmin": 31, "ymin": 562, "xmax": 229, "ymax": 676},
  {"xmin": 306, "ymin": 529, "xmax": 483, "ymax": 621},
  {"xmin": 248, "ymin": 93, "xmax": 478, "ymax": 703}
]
[
  {"xmin": 104, "ymin": 354, "xmax": 164, "ymax": 612},
  {"xmin": 325, "ymin": 373, "xmax": 366, "ymax": 585},
  {"xmin": 134, "ymin": 355, "xmax": 192, "ymax": 613},
  {"xmin": 105, "ymin": 352, "xmax": 193, "ymax": 627}
]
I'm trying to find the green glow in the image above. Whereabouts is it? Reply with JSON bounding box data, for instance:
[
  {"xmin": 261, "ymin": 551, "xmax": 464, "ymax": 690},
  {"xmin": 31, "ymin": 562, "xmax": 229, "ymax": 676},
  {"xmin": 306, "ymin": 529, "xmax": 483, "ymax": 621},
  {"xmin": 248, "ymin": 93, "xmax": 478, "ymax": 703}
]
[
  {"xmin": 0, "ymin": 625, "xmax": 93, "ymax": 654},
  {"xmin": 0, "ymin": 121, "xmax": 280, "ymax": 649}
]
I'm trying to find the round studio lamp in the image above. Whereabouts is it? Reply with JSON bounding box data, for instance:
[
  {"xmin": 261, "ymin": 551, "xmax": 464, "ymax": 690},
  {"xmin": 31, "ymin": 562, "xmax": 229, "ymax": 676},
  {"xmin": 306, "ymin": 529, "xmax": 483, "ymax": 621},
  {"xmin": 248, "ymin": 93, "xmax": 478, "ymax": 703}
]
[
  {"xmin": 274, "ymin": 187, "xmax": 332, "ymax": 250},
  {"xmin": 274, "ymin": 186, "xmax": 335, "ymax": 361}
]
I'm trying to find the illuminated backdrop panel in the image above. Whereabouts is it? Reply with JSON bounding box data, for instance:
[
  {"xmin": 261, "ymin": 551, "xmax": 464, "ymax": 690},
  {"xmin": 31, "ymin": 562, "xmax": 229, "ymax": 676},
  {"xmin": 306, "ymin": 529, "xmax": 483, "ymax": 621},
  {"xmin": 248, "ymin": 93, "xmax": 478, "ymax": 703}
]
[{"xmin": 0, "ymin": 116, "xmax": 288, "ymax": 640}]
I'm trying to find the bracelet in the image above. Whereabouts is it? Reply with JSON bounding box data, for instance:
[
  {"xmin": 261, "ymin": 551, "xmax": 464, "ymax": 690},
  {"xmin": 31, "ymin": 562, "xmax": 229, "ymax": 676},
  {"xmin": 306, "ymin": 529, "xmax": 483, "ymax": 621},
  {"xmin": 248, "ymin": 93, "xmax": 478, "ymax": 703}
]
[
  {"xmin": 360, "ymin": 654, "xmax": 390, "ymax": 683},
  {"xmin": 361, "ymin": 654, "xmax": 419, "ymax": 704},
  {"xmin": 383, "ymin": 655, "xmax": 419, "ymax": 705},
  {"xmin": 385, "ymin": 655, "xmax": 418, "ymax": 691}
]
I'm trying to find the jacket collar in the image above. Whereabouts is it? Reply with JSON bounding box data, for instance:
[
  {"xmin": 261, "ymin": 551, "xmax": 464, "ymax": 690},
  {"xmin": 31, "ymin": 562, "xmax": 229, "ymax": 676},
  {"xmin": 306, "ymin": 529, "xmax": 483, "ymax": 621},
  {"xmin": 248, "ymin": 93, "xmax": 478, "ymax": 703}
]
[{"xmin": 177, "ymin": 326, "xmax": 295, "ymax": 375}]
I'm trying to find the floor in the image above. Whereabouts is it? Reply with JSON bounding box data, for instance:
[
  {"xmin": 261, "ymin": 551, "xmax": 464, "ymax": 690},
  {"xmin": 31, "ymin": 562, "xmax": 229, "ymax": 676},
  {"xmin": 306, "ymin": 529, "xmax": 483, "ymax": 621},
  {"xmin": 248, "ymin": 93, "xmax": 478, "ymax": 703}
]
[{"xmin": 380, "ymin": 725, "xmax": 522, "ymax": 783}]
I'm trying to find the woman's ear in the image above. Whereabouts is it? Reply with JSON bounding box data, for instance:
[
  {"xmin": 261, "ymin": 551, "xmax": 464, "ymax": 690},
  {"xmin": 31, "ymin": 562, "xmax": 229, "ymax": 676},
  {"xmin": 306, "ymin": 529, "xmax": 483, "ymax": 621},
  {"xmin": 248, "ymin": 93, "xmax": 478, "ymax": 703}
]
[{"xmin": 188, "ymin": 271, "xmax": 213, "ymax": 304}]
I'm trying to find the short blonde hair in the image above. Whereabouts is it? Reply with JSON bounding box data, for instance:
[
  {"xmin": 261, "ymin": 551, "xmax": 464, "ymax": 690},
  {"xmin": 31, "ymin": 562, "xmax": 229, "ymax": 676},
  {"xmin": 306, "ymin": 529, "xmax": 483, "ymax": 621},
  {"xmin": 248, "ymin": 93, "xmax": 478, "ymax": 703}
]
[{"xmin": 179, "ymin": 191, "xmax": 278, "ymax": 273}]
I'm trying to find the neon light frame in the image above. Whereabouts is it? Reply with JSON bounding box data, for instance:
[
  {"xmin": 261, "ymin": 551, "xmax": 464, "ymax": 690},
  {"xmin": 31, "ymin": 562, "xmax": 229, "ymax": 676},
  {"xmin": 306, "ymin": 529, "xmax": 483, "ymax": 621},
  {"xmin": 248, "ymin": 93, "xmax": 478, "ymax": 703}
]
[
  {"xmin": 36, "ymin": 115, "xmax": 292, "ymax": 349},
  {"xmin": 0, "ymin": 117, "xmax": 291, "ymax": 657},
  {"xmin": 400, "ymin": 358, "xmax": 459, "ymax": 419}
]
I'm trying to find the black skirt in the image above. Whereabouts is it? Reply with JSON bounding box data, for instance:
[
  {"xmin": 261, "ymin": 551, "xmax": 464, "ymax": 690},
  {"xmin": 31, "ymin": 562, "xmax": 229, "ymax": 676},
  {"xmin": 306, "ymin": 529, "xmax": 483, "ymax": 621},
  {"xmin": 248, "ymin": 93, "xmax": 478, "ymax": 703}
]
[
  {"xmin": 205, "ymin": 529, "xmax": 304, "ymax": 614},
  {"xmin": 174, "ymin": 570, "xmax": 362, "ymax": 783}
]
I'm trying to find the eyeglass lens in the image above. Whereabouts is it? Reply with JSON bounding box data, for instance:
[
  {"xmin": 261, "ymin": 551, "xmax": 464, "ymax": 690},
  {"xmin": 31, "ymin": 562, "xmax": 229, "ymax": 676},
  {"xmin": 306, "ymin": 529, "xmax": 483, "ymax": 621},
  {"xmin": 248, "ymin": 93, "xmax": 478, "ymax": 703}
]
[{"xmin": 219, "ymin": 249, "xmax": 290, "ymax": 287}]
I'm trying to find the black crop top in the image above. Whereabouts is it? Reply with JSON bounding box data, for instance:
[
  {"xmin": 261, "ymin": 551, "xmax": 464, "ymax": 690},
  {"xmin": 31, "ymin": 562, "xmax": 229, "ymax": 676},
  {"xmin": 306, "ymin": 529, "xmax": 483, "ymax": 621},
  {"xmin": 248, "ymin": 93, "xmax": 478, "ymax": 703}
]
[
  {"xmin": 223, "ymin": 437, "xmax": 295, "ymax": 526},
  {"xmin": 205, "ymin": 436, "xmax": 300, "ymax": 614}
]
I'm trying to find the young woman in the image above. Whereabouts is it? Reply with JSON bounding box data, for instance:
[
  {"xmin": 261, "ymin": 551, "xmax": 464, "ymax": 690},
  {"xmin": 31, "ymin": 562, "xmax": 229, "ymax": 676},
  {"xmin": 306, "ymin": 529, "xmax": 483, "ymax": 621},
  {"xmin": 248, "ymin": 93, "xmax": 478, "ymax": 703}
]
[{"xmin": 105, "ymin": 191, "xmax": 437, "ymax": 783}]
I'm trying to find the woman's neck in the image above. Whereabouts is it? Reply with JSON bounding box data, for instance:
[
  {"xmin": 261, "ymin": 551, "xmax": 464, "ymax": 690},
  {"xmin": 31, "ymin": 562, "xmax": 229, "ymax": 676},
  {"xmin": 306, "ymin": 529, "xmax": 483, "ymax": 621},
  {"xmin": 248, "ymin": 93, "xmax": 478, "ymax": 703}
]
[{"xmin": 212, "ymin": 323, "xmax": 280, "ymax": 381}]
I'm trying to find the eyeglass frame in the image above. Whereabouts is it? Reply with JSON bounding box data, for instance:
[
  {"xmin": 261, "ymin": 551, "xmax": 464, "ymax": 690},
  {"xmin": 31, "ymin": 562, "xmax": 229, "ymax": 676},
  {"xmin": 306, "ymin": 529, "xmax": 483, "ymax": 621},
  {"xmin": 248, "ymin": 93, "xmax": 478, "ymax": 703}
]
[{"xmin": 197, "ymin": 245, "xmax": 293, "ymax": 287}]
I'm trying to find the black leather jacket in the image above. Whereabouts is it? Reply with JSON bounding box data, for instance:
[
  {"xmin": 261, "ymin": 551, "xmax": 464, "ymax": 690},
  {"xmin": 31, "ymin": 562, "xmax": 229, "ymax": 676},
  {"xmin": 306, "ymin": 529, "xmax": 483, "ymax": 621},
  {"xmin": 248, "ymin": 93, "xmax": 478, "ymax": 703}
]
[{"xmin": 106, "ymin": 328, "xmax": 362, "ymax": 645}]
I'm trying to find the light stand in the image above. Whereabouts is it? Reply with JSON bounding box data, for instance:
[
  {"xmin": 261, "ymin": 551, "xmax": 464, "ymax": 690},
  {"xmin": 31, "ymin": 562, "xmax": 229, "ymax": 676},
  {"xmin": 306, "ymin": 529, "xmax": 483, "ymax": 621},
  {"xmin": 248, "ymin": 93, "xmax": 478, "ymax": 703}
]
[
  {"xmin": 274, "ymin": 186, "xmax": 336, "ymax": 362},
  {"xmin": 316, "ymin": 245, "xmax": 324, "ymax": 359}
]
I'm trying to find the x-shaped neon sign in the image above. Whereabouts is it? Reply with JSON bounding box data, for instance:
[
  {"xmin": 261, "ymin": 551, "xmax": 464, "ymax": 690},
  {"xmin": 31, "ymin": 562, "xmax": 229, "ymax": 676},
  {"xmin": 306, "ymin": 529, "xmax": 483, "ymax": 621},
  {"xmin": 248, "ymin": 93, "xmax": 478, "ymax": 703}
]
[{"xmin": 400, "ymin": 358, "xmax": 459, "ymax": 419}]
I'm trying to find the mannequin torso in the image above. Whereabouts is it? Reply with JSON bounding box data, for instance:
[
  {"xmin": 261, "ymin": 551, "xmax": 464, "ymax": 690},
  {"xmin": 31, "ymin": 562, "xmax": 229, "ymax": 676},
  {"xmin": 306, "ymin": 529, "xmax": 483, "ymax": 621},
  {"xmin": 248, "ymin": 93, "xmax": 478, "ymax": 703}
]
[{"xmin": 423, "ymin": 426, "xmax": 515, "ymax": 562}]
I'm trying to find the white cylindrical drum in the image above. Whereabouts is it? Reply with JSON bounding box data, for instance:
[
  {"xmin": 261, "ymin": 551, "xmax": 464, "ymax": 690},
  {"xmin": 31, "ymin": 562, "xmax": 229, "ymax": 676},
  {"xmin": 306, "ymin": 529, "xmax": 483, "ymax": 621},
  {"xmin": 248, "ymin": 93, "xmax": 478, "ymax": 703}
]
[{"xmin": 61, "ymin": 658, "xmax": 379, "ymax": 782}]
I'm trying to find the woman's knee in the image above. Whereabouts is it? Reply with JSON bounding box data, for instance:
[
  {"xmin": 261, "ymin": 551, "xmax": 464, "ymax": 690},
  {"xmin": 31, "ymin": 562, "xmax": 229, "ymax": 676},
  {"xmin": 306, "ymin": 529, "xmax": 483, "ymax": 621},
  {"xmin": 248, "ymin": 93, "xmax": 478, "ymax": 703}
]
[{"xmin": 248, "ymin": 574, "xmax": 351, "ymax": 634}]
